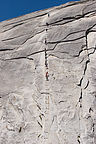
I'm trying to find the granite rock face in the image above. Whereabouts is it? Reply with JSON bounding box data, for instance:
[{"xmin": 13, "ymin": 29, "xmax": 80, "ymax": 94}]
[{"xmin": 0, "ymin": 0, "xmax": 96, "ymax": 143}]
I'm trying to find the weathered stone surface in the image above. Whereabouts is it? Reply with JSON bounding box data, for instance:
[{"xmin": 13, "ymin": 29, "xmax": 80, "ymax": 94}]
[{"xmin": 0, "ymin": 0, "xmax": 96, "ymax": 143}]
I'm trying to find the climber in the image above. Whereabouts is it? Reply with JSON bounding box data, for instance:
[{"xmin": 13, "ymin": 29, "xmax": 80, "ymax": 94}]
[
  {"xmin": 46, "ymin": 22, "xmax": 49, "ymax": 26},
  {"xmin": 45, "ymin": 38, "xmax": 47, "ymax": 45},
  {"xmin": 89, "ymin": 107, "xmax": 93, "ymax": 113},
  {"xmin": 45, "ymin": 59, "xmax": 48, "ymax": 68},
  {"xmin": 48, "ymin": 13, "xmax": 50, "ymax": 17},
  {"xmin": 46, "ymin": 71, "xmax": 49, "ymax": 81}
]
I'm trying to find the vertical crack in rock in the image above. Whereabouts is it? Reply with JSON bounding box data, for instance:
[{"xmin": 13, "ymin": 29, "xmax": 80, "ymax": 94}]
[
  {"xmin": 43, "ymin": 18, "xmax": 51, "ymax": 142},
  {"xmin": 76, "ymin": 24, "xmax": 96, "ymax": 143},
  {"xmin": 45, "ymin": 47, "xmax": 49, "ymax": 81},
  {"xmin": 77, "ymin": 23, "xmax": 96, "ymax": 143},
  {"xmin": 84, "ymin": 80, "xmax": 89, "ymax": 89}
]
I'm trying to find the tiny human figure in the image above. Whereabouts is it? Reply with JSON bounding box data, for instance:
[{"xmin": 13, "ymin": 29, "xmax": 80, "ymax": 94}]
[
  {"xmin": 77, "ymin": 135, "xmax": 80, "ymax": 144},
  {"xmin": 46, "ymin": 71, "xmax": 49, "ymax": 81},
  {"xmin": 77, "ymin": 139, "xmax": 80, "ymax": 144},
  {"xmin": 45, "ymin": 38, "xmax": 47, "ymax": 44},
  {"xmin": 48, "ymin": 13, "xmax": 50, "ymax": 17},
  {"xmin": 45, "ymin": 60, "xmax": 48, "ymax": 68},
  {"xmin": 80, "ymin": 103, "xmax": 82, "ymax": 108},
  {"xmin": 89, "ymin": 107, "xmax": 93, "ymax": 113},
  {"xmin": 46, "ymin": 22, "xmax": 49, "ymax": 26}
]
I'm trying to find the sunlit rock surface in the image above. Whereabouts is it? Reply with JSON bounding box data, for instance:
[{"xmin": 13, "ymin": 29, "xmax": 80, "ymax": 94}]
[{"xmin": 0, "ymin": 0, "xmax": 96, "ymax": 143}]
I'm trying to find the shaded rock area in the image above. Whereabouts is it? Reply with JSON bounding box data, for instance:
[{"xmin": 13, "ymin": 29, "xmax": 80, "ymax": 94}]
[{"xmin": 0, "ymin": 0, "xmax": 96, "ymax": 143}]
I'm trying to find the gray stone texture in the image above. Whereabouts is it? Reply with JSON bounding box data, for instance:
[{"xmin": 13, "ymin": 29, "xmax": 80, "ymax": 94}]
[{"xmin": 0, "ymin": 0, "xmax": 96, "ymax": 143}]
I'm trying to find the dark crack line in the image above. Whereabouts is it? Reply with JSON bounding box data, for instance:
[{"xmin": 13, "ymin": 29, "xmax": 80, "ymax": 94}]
[
  {"xmin": 83, "ymin": 59, "xmax": 90, "ymax": 75},
  {"xmin": 47, "ymin": 25, "xmax": 96, "ymax": 53},
  {"xmin": 2, "ymin": 34, "xmax": 27, "ymax": 41},
  {"xmin": 48, "ymin": 44, "xmax": 86, "ymax": 59},
  {"xmin": 3, "ymin": 13, "xmax": 48, "ymax": 27},
  {"xmin": 84, "ymin": 80, "xmax": 89, "ymax": 89},
  {"xmin": 48, "ymin": 43, "xmax": 86, "ymax": 58},
  {"xmin": 85, "ymin": 23, "xmax": 96, "ymax": 49},
  {"xmin": 2, "ymin": 29, "xmax": 45, "ymax": 46},
  {"xmin": 78, "ymin": 77, "xmax": 83, "ymax": 87},
  {"xmin": 3, "ymin": 23, "xmax": 24, "ymax": 32},
  {"xmin": 78, "ymin": 46, "xmax": 96, "ymax": 87},
  {"xmin": 86, "ymin": 23, "xmax": 96, "ymax": 35},
  {"xmin": 51, "ymin": 19, "xmax": 77, "ymax": 26},
  {"xmin": 47, "ymin": 24, "xmax": 96, "ymax": 46},
  {"xmin": 42, "ymin": 17, "xmax": 77, "ymax": 27},
  {"xmin": 88, "ymin": 30, "xmax": 96, "ymax": 33},
  {"xmin": 0, "ymin": 56, "xmax": 34, "ymax": 61},
  {"xmin": 77, "ymin": 60, "xmax": 90, "ymax": 87},
  {"xmin": 73, "ymin": 49, "xmax": 83, "ymax": 57},
  {"xmin": 79, "ymin": 89, "xmax": 82, "ymax": 103},
  {"xmin": 43, "ymin": 9, "xmax": 96, "ymax": 27},
  {"xmin": 58, "ymin": 100, "xmax": 65, "ymax": 103},
  {"xmin": 88, "ymin": 46, "xmax": 96, "ymax": 56},
  {"xmin": 77, "ymin": 27, "xmax": 96, "ymax": 143},
  {"xmin": 1, "ymin": 26, "xmax": 96, "ymax": 62},
  {"xmin": 82, "ymin": 1, "xmax": 96, "ymax": 15},
  {"xmin": 78, "ymin": 27, "xmax": 96, "ymax": 87},
  {"xmin": 46, "ymin": 30, "xmax": 85, "ymax": 46},
  {"xmin": 46, "ymin": 35, "xmax": 85, "ymax": 55},
  {"xmin": 0, "ymin": 48, "xmax": 15, "ymax": 52},
  {"xmin": 77, "ymin": 88, "xmax": 83, "ymax": 144},
  {"xmin": 83, "ymin": 9, "xmax": 96, "ymax": 18},
  {"xmin": 47, "ymin": 16, "xmax": 76, "ymax": 26},
  {"xmin": 37, "ymin": 121, "xmax": 43, "ymax": 128},
  {"xmin": 73, "ymin": 44, "xmax": 87, "ymax": 57},
  {"xmin": 47, "ymin": 36, "xmax": 85, "ymax": 45},
  {"xmin": 61, "ymin": 30, "xmax": 85, "ymax": 41},
  {"xmin": 79, "ymin": 29, "xmax": 96, "ymax": 89},
  {"xmin": 0, "ymin": 49, "xmax": 45, "ymax": 61},
  {"xmin": 27, "ymin": 49, "xmax": 45, "ymax": 57},
  {"xmin": 48, "ymin": 14, "xmax": 86, "ymax": 26},
  {"xmin": 19, "ymin": 29, "xmax": 45, "ymax": 45}
]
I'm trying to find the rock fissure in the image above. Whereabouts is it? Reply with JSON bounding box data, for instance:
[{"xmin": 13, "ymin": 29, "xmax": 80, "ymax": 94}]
[
  {"xmin": 47, "ymin": 36, "xmax": 85, "ymax": 44},
  {"xmin": 43, "ymin": 9, "xmax": 96, "ymax": 27},
  {"xmin": 3, "ymin": 12, "xmax": 49, "ymax": 28},
  {"xmin": 0, "ymin": 48, "xmax": 15, "ymax": 52},
  {"xmin": 3, "ymin": 22, "xmax": 24, "ymax": 32}
]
